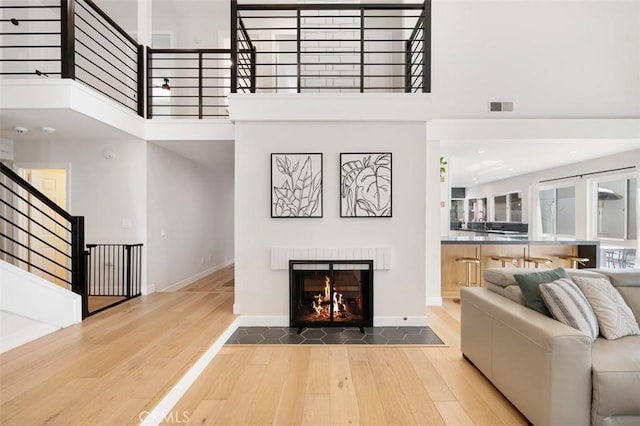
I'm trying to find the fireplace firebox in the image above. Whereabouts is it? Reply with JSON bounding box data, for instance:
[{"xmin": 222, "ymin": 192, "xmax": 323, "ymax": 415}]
[{"xmin": 289, "ymin": 260, "xmax": 373, "ymax": 332}]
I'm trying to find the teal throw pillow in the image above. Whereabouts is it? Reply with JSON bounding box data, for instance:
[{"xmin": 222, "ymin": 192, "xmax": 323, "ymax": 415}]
[{"xmin": 513, "ymin": 268, "xmax": 569, "ymax": 317}]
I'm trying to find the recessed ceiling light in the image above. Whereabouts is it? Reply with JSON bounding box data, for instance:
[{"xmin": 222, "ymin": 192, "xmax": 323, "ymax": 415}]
[
  {"xmin": 477, "ymin": 150, "xmax": 486, "ymax": 154},
  {"xmin": 14, "ymin": 126, "xmax": 28, "ymax": 134},
  {"xmin": 569, "ymin": 150, "xmax": 577, "ymax": 154},
  {"xmin": 41, "ymin": 126, "xmax": 55, "ymax": 133},
  {"xmin": 508, "ymin": 168, "xmax": 514, "ymax": 171}
]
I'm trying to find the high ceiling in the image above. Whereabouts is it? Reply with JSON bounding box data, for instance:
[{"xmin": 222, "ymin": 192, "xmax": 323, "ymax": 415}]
[
  {"xmin": 2, "ymin": 108, "xmax": 637, "ymax": 188},
  {"xmin": 441, "ymin": 138, "xmax": 640, "ymax": 187}
]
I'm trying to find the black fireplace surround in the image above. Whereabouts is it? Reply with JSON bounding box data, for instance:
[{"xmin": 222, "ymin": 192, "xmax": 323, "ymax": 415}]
[{"xmin": 289, "ymin": 260, "xmax": 373, "ymax": 330}]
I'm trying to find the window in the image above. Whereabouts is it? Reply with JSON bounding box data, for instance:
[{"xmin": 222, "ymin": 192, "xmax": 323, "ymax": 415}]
[
  {"xmin": 540, "ymin": 186, "xmax": 575, "ymax": 236},
  {"xmin": 468, "ymin": 198, "xmax": 486, "ymax": 222},
  {"xmin": 597, "ymin": 177, "xmax": 637, "ymax": 269},
  {"xmin": 450, "ymin": 199, "xmax": 464, "ymax": 222},
  {"xmin": 597, "ymin": 178, "xmax": 637, "ymax": 240},
  {"xmin": 494, "ymin": 195, "xmax": 507, "ymax": 221},
  {"xmin": 509, "ymin": 192, "xmax": 522, "ymax": 222},
  {"xmin": 493, "ymin": 192, "xmax": 522, "ymax": 222}
]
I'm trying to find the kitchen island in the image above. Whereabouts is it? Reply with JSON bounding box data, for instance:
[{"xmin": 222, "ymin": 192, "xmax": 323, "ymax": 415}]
[{"xmin": 441, "ymin": 236, "xmax": 599, "ymax": 299}]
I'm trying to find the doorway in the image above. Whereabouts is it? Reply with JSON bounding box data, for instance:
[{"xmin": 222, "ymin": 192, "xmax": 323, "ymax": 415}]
[{"xmin": 17, "ymin": 166, "xmax": 70, "ymax": 289}]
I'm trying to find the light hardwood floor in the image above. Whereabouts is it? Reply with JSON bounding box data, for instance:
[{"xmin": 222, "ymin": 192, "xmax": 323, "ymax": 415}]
[
  {"xmin": 0, "ymin": 265, "xmax": 235, "ymax": 426},
  {"xmin": 1, "ymin": 266, "xmax": 527, "ymax": 425}
]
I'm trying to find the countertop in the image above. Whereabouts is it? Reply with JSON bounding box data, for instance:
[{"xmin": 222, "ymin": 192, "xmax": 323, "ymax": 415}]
[{"xmin": 442, "ymin": 236, "xmax": 600, "ymax": 245}]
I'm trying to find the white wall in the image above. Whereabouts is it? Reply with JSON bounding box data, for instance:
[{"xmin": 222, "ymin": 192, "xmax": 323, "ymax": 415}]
[
  {"xmin": 152, "ymin": 0, "xmax": 230, "ymax": 49},
  {"xmin": 147, "ymin": 143, "xmax": 234, "ymax": 292},
  {"xmin": 14, "ymin": 137, "xmax": 147, "ymax": 244},
  {"xmin": 234, "ymin": 119, "xmax": 429, "ymax": 326},
  {"xmin": 432, "ymin": 0, "xmax": 640, "ymax": 117}
]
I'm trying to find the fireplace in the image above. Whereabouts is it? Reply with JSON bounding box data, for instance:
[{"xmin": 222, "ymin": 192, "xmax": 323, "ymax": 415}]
[{"xmin": 289, "ymin": 260, "xmax": 373, "ymax": 331}]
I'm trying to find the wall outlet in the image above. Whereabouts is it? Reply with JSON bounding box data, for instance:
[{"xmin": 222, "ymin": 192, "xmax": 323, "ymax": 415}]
[
  {"xmin": 489, "ymin": 101, "xmax": 514, "ymax": 112},
  {"xmin": 201, "ymin": 256, "xmax": 205, "ymax": 265},
  {"xmin": 208, "ymin": 255, "xmax": 213, "ymax": 264}
]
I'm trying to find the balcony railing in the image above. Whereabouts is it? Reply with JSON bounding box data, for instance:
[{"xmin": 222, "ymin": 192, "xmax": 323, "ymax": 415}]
[
  {"xmin": 0, "ymin": 0, "xmax": 144, "ymax": 116},
  {"xmin": 231, "ymin": 1, "xmax": 430, "ymax": 94},
  {"xmin": 1, "ymin": 1, "xmax": 429, "ymax": 119},
  {"xmin": 146, "ymin": 49, "xmax": 234, "ymax": 119}
]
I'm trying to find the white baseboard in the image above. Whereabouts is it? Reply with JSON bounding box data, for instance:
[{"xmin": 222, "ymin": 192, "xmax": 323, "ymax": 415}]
[
  {"xmin": 143, "ymin": 284, "xmax": 156, "ymax": 295},
  {"xmin": 426, "ymin": 296, "xmax": 443, "ymax": 306},
  {"xmin": 140, "ymin": 317, "xmax": 240, "ymax": 426},
  {"xmin": 374, "ymin": 316, "xmax": 428, "ymax": 327},
  {"xmin": 161, "ymin": 260, "xmax": 234, "ymax": 292},
  {"xmin": 238, "ymin": 315, "xmax": 289, "ymax": 327}
]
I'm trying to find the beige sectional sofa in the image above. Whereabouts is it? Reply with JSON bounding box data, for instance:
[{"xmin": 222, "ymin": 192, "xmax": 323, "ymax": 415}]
[{"xmin": 461, "ymin": 268, "xmax": 640, "ymax": 426}]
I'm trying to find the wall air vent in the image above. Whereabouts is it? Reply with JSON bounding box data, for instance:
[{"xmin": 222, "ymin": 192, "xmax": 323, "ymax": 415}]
[{"xmin": 489, "ymin": 101, "xmax": 514, "ymax": 112}]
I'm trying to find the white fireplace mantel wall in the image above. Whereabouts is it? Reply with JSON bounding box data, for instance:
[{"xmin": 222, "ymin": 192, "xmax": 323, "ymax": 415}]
[
  {"xmin": 271, "ymin": 247, "xmax": 392, "ymax": 270},
  {"xmin": 232, "ymin": 95, "xmax": 439, "ymax": 327}
]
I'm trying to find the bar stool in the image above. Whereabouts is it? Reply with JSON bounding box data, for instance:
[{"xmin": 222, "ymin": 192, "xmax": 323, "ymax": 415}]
[
  {"xmin": 523, "ymin": 256, "xmax": 553, "ymax": 268},
  {"xmin": 559, "ymin": 254, "xmax": 589, "ymax": 269},
  {"xmin": 490, "ymin": 255, "xmax": 519, "ymax": 267},
  {"xmin": 456, "ymin": 256, "xmax": 481, "ymax": 287}
]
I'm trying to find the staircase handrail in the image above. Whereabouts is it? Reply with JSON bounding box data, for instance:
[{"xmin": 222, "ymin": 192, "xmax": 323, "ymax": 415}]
[{"xmin": 0, "ymin": 162, "xmax": 88, "ymax": 318}]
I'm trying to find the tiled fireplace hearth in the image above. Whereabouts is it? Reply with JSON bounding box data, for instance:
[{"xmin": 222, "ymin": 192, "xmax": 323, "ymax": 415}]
[{"xmin": 290, "ymin": 260, "xmax": 373, "ymax": 331}]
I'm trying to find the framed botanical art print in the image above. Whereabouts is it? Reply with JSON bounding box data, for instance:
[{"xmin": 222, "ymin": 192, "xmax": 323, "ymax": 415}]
[
  {"xmin": 340, "ymin": 152, "xmax": 392, "ymax": 217},
  {"xmin": 271, "ymin": 153, "xmax": 323, "ymax": 218}
]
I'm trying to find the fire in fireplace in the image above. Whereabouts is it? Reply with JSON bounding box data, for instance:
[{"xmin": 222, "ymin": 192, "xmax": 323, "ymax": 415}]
[{"xmin": 289, "ymin": 260, "xmax": 373, "ymax": 331}]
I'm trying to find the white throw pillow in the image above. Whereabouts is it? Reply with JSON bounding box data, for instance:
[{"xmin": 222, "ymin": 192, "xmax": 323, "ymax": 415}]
[
  {"xmin": 540, "ymin": 278, "xmax": 599, "ymax": 342},
  {"xmin": 572, "ymin": 275, "xmax": 640, "ymax": 340}
]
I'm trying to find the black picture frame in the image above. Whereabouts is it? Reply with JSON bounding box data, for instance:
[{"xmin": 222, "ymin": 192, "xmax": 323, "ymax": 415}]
[
  {"xmin": 271, "ymin": 153, "xmax": 323, "ymax": 218},
  {"xmin": 340, "ymin": 152, "xmax": 392, "ymax": 218}
]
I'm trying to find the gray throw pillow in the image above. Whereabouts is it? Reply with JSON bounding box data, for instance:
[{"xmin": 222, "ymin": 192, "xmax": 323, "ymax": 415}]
[
  {"xmin": 572, "ymin": 276, "xmax": 640, "ymax": 340},
  {"xmin": 513, "ymin": 268, "xmax": 569, "ymax": 316},
  {"xmin": 540, "ymin": 278, "xmax": 599, "ymax": 342}
]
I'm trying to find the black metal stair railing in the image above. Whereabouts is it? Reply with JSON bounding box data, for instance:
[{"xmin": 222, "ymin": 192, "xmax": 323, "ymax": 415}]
[{"xmin": 0, "ymin": 162, "xmax": 89, "ymax": 318}]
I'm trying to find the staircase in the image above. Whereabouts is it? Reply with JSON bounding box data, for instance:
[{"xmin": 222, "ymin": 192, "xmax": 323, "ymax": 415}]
[{"xmin": 0, "ymin": 162, "xmax": 86, "ymax": 352}]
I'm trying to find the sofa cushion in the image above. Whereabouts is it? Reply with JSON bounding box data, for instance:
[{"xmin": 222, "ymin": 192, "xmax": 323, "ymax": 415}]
[
  {"xmin": 483, "ymin": 267, "xmax": 608, "ymax": 290},
  {"xmin": 593, "ymin": 269, "xmax": 640, "ymax": 288},
  {"xmin": 539, "ymin": 278, "xmax": 599, "ymax": 341},
  {"xmin": 591, "ymin": 336, "xmax": 640, "ymax": 424},
  {"xmin": 573, "ymin": 276, "xmax": 640, "ymax": 340},
  {"xmin": 504, "ymin": 285, "xmax": 526, "ymax": 306},
  {"xmin": 514, "ymin": 268, "xmax": 569, "ymax": 316}
]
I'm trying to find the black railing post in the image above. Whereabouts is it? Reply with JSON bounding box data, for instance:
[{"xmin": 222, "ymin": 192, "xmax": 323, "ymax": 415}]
[
  {"xmin": 125, "ymin": 245, "xmax": 132, "ymax": 298},
  {"xmin": 71, "ymin": 216, "xmax": 87, "ymax": 317},
  {"xmin": 83, "ymin": 249, "xmax": 90, "ymax": 318},
  {"xmin": 60, "ymin": 0, "xmax": 75, "ymax": 79},
  {"xmin": 230, "ymin": 0, "xmax": 238, "ymax": 93},
  {"xmin": 146, "ymin": 47, "xmax": 153, "ymax": 119},
  {"xmin": 296, "ymin": 8, "xmax": 301, "ymax": 93},
  {"xmin": 360, "ymin": 8, "xmax": 365, "ymax": 93},
  {"xmin": 250, "ymin": 47, "xmax": 257, "ymax": 93},
  {"xmin": 137, "ymin": 44, "xmax": 145, "ymax": 117},
  {"xmin": 405, "ymin": 40, "xmax": 411, "ymax": 93},
  {"xmin": 198, "ymin": 51, "xmax": 203, "ymax": 119},
  {"xmin": 423, "ymin": 0, "xmax": 431, "ymax": 93}
]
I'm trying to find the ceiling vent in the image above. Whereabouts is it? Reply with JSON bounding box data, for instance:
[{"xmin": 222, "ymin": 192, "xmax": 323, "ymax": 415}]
[{"xmin": 489, "ymin": 101, "xmax": 514, "ymax": 112}]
